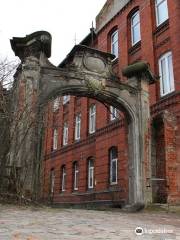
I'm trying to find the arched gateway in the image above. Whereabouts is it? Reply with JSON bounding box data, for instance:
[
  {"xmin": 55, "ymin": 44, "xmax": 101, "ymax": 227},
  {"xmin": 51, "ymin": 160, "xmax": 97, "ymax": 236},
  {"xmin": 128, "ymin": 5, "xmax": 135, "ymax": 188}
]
[{"xmin": 10, "ymin": 31, "xmax": 153, "ymax": 207}]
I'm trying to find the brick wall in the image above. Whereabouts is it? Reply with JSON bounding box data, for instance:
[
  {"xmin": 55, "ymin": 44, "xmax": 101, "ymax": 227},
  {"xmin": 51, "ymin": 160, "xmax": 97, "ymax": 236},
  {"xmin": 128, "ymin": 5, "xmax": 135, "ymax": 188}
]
[
  {"xmin": 42, "ymin": 0, "xmax": 180, "ymax": 205},
  {"xmin": 43, "ymin": 99, "xmax": 129, "ymax": 205}
]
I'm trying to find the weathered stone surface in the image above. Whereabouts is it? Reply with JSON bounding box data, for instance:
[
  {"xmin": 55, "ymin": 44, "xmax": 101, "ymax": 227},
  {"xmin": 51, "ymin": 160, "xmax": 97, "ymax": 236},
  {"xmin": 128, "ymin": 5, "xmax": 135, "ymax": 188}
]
[
  {"xmin": 10, "ymin": 31, "xmax": 51, "ymax": 62},
  {"xmin": 7, "ymin": 31, "xmax": 153, "ymax": 206},
  {"xmin": 96, "ymin": 0, "xmax": 131, "ymax": 32}
]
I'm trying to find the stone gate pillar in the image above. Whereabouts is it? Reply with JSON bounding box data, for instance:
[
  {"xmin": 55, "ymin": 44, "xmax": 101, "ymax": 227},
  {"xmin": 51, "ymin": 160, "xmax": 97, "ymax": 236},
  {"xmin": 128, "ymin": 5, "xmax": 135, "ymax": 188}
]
[
  {"xmin": 9, "ymin": 31, "xmax": 52, "ymax": 198},
  {"xmin": 123, "ymin": 63, "xmax": 153, "ymax": 205}
]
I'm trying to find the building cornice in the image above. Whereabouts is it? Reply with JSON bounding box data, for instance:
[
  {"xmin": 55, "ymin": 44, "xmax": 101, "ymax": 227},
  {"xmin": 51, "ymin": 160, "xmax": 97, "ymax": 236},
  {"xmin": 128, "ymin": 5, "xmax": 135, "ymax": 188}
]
[{"xmin": 96, "ymin": 0, "xmax": 133, "ymax": 34}]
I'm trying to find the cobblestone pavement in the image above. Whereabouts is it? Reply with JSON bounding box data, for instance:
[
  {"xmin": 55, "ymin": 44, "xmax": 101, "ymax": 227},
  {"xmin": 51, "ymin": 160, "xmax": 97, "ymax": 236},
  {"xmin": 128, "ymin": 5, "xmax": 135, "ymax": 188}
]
[{"xmin": 0, "ymin": 204, "xmax": 179, "ymax": 240}]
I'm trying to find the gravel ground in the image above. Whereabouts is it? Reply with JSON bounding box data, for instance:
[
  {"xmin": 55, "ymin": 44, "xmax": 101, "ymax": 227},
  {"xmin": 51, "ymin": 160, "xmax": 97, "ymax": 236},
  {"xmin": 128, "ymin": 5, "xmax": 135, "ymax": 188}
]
[{"xmin": 0, "ymin": 204, "xmax": 179, "ymax": 240}]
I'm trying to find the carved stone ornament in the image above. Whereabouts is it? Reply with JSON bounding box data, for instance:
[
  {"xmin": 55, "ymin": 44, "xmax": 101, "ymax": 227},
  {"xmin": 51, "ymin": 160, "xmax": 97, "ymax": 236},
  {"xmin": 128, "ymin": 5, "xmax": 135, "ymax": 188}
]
[
  {"xmin": 83, "ymin": 55, "xmax": 106, "ymax": 74},
  {"xmin": 86, "ymin": 78, "xmax": 105, "ymax": 94}
]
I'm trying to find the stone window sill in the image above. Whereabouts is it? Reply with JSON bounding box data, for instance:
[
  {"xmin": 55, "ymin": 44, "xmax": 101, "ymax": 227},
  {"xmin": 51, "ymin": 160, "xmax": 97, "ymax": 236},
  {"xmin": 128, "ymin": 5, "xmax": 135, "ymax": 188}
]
[
  {"xmin": 154, "ymin": 19, "xmax": 169, "ymax": 37},
  {"xmin": 128, "ymin": 41, "xmax": 141, "ymax": 55}
]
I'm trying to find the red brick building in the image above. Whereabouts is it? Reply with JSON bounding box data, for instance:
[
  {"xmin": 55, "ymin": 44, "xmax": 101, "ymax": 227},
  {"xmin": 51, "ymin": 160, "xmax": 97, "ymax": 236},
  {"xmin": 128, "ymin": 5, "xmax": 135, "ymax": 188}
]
[{"xmin": 43, "ymin": 0, "xmax": 180, "ymax": 206}]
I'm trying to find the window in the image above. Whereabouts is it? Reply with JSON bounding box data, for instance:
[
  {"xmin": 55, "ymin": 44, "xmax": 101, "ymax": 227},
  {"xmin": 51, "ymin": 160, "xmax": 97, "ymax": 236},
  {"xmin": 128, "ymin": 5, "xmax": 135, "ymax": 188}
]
[
  {"xmin": 89, "ymin": 104, "xmax": 96, "ymax": 134},
  {"xmin": 131, "ymin": 11, "xmax": 141, "ymax": 45},
  {"xmin": 63, "ymin": 95, "xmax": 70, "ymax": 105},
  {"xmin": 50, "ymin": 169, "xmax": 55, "ymax": 195},
  {"xmin": 61, "ymin": 165, "xmax": 66, "ymax": 191},
  {"xmin": 159, "ymin": 52, "xmax": 175, "ymax": 96},
  {"xmin": 155, "ymin": 0, "xmax": 168, "ymax": 26},
  {"xmin": 53, "ymin": 97, "xmax": 60, "ymax": 112},
  {"xmin": 63, "ymin": 122, "xmax": 68, "ymax": 146},
  {"xmin": 109, "ymin": 147, "xmax": 118, "ymax": 184},
  {"xmin": 75, "ymin": 113, "xmax": 81, "ymax": 140},
  {"xmin": 88, "ymin": 158, "xmax": 94, "ymax": 189},
  {"xmin": 53, "ymin": 129, "xmax": 58, "ymax": 150},
  {"xmin": 73, "ymin": 162, "xmax": 79, "ymax": 190},
  {"xmin": 110, "ymin": 106, "xmax": 118, "ymax": 121},
  {"xmin": 111, "ymin": 30, "xmax": 118, "ymax": 58}
]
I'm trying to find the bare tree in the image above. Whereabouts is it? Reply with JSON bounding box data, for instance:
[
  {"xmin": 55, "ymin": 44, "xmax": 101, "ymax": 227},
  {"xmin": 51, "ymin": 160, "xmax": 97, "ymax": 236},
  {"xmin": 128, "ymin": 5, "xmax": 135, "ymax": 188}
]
[
  {"xmin": 0, "ymin": 58, "xmax": 24, "ymax": 199},
  {"xmin": 0, "ymin": 58, "xmax": 56, "ymax": 202}
]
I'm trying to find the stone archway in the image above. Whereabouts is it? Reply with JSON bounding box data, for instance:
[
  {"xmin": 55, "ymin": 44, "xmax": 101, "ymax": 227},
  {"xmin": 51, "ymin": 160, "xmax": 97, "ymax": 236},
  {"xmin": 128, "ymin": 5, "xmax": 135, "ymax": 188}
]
[{"xmin": 10, "ymin": 31, "xmax": 153, "ymax": 206}]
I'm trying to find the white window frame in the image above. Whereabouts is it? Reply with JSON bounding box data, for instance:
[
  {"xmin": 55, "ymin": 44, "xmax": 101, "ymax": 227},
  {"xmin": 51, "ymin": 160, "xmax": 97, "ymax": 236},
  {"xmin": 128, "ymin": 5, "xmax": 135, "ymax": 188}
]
[
  {"xmin": 110, "ymin": 106, "xmax": 118, "ymax": 121},
  {"xmin": 89, "ymin": 105, "xmax": 96, "ymax": 134},
  {"xmin": 53, "ymin": 128, "xmax": 58, "ymax": 150},
  {"xmin": 53, "ymin": 97, "xmax": 60, "ymax": 112},
  {"xmin": 50, "ymin": 169, "xmax": 55, "ymax": 194},
  {"xmin": 63, "ymin": 95, "xmax": 70, "ymax": 105},
  {"xmin": 63, "ymin": 122, "xmax": 68, "ymax": 146},
  {"xmin": 61, "ymin": 166, "xmax": 66, "ymax": 192},
  {"xmin": 131, "ymin": 10, "xmax": 141, "ymax": 46},
  {"xmin": 111, "ymin": 30, "xmax": 118, "ymax": 59},
  {"xmin": 75, "ymin": 113, "xmax": 81, "ymax": 140},
  {"xmin": 155, "ymin": 0, "xmax": 169, "ymax": 26},
  {"xmin": 159, "ymin": 51, "xmax": 175, "ymax": 97},
  {"xmin": 73, "ymin": 162, "xmax": 79, "ymax": 190},
  {"xmin": 88, "ymin": 159, "xmax": 94, "ymax": 189},
  {"xmin": 110, "ymin": 148, "xmax": 118, "ymax": 185}
]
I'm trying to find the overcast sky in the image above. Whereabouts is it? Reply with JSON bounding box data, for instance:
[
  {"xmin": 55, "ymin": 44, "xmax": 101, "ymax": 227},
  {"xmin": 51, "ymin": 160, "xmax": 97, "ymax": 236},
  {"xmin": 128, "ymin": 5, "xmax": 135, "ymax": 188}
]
[{"xmin": 0, "ymin": 0, "xmax": 106, "ymax": 65}]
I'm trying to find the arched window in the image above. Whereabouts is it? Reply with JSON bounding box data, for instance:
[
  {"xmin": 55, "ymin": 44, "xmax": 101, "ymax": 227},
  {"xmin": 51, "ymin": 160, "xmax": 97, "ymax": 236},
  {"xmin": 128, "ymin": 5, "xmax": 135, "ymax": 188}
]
[
  {"xmin": 159, "ymin": 51, "xmax": 175, "ymax": 96},
  {"xmin": 63, "ymin": 95, "xmax": 70, "ymax": 104},
  {"xmin": 131, "ymin": 10, "xmax": 141, "ymax": 46},
  {"xmin": 61, "ymin": 165, "xmax": 66, "ymax": 191},
  {"xmin": 109, "ymin": 147, "xmax": 118, "ymax": 184},
  {"xmin": 110, "ymin": 106, "xmax": 118, "ymax": 121},
  {"xmin": 50, "ymin": 169, "xmax": 55, "ymax": 195},
  {"xmin": 89, "ymin": 104, "xmax": 96, "ymax": 134},
  {"xmin": 53, "ymin": 97, "xmax": 60, "ymax": 112},
  {"xmin": 63, "ymin": 122, "xmax": 68, "ymax": 146},
  {"xmin": 111, "ymin": 30, "xmax": 118, "ymax": 58},
  {"xmin": 53, "ymin": 128, "xmax": 58, "ymax": 150},
  {"xmin": 75, "ymin": 113, "xmax": 81, "ymax": 140},
  {"xmin": 88, "ymin": 158, "xmax": 94, "ymax": 189},
  {"xmin": 155, "ymin": 0, "xmax": 168, "ymax": 26},
  {"xmin": 73, "ymin": 162, "xmax": 79, "ymax": 190}
]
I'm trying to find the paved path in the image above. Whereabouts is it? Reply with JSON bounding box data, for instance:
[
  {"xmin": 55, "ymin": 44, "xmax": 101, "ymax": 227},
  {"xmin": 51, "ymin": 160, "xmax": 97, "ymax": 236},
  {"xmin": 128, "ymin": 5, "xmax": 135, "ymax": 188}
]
[{"xmin": 0, "ymin": 204, "xmax": 179, "ymax": 240}]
